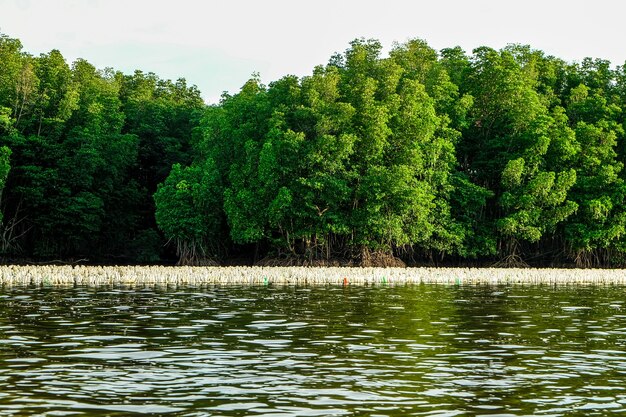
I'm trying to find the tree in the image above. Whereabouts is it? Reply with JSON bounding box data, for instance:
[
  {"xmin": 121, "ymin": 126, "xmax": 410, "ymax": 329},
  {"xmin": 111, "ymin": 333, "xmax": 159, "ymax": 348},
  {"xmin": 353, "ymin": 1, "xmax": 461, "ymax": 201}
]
[
  {"xmin": 154, "ymin": 160, "xmax": 223, "ymax": 265},
  {"xmin": 461, "ymin": 46, "xmax": 578, "ymax": 263},
  {"xmin": 0, "ymin": 146, "xmax": 11, "ymax": 224},
  {"xmin": 562, "ymin": 79, "xmax": 626, "ymax": 266}
]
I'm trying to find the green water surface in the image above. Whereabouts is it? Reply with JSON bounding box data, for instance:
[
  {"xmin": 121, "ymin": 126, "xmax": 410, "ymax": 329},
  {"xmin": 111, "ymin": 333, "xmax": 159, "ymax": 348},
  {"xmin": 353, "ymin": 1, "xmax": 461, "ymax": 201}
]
[{"xmin": 0, "ymin": 283, "xmax": 625, "ymax": 416}]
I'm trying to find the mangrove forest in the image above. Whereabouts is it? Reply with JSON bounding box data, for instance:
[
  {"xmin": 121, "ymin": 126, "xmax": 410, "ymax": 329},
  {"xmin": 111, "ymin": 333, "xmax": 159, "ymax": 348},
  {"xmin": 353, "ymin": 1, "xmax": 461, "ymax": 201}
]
[{"xmin": 1, "ymin": 33, "xmax": 626, "ymax": 267}]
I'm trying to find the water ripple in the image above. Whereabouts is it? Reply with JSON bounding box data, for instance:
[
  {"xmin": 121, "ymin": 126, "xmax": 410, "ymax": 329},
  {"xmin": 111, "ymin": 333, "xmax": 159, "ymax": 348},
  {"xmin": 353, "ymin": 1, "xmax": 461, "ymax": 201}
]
[{"xmin": 0, "ymin": 284, "xmax": 625, "ymax": 415}]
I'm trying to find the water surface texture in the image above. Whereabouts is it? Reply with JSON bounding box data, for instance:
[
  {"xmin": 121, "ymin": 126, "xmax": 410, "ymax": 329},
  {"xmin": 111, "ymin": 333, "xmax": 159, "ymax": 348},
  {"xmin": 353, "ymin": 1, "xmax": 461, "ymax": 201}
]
[{"xmin": 1, "ymin": 284, "xmax": 625, "ymax": 416}]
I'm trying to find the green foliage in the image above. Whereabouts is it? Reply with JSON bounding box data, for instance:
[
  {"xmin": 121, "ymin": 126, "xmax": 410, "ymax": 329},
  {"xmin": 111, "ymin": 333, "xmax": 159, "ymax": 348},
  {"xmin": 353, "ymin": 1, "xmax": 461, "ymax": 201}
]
[
  {"xmin": 0, "ymin": 146, "xmax": 10, "ymax": 186},
  {"xmin": 167, "ymin": 37, "xmax": 626, "ymax": 266},
  {"xmin": 0, "ymin": 32, "xmax": 200, "ymax": 261},
  {"xmin": 4, "ymin": 30, "xmax": 626, "ymax": 267},
  {"xmin": 456, "ymin": 46, "xmax": 580, "ymax": 261},
  {"xmin": 0, "ymin": 146, "xmax": 10, "ymax": 224},
  {"xmin": 154, "ymin": 160, "xmax": 223, "ymax": 264},
  {"xmin": 448, "ymin": 173, "xmax": 496, "ymax": 257}
]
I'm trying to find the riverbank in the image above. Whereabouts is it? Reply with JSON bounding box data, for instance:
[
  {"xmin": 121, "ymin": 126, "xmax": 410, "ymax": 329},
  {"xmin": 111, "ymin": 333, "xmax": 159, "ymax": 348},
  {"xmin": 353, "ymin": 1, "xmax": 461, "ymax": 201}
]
[{"xmin": 1, "ymin": 265, "xmax": 626, "ymax": 286}]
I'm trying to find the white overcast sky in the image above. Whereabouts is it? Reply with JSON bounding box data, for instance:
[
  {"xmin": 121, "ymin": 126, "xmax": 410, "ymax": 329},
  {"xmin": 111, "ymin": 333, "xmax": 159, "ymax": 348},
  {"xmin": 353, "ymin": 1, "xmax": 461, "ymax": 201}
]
[{"xmin": 1, "ymin": 0, "xmax": 625, "ymax": 103}]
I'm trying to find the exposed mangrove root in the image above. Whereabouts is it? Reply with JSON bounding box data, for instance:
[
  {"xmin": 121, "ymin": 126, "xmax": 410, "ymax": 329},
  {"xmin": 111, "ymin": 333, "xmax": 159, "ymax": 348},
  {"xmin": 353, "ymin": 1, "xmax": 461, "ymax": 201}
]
[
  {"xmin": 175, "ymin": 239, "xmax": 219, "ymax": 266},
  {"xmin": 255, "ymin": 256, "xmax": 355, "ymax": 267},
  {"xmin": 254, "ymin": 250, "xmax": 406, "ymax": 267},
  {"xmin": 359, "ymin": 250, "xmax": 406, "ymax": 267},
  {"xmin": 492, "ymin": 253, "xmax": 529, "ymax": 268}
]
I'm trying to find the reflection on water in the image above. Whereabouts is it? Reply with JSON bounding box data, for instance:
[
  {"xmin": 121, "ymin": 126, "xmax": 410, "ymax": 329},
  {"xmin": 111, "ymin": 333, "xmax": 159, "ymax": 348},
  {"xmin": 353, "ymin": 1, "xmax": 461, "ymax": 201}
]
[{"xmin": 0, "ymin": 284, "xmax": 625, "ymax": 416}]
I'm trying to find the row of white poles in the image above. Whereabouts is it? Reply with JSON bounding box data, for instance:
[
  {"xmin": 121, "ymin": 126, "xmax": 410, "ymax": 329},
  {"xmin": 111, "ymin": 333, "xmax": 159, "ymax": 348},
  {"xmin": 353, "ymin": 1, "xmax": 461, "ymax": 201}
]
[{"xmin": 1, "ymin": 265, "xmax": 626, "ymax": 286}]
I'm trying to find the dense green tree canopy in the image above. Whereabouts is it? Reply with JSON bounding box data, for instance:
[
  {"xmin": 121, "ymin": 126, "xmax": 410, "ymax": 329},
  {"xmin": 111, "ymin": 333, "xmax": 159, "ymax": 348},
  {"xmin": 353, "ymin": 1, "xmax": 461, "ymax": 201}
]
[
  {"xmin": 0, "ymin": 33, "xmax": 202, "ymax": 261},
  {"xmin": 2, "ymin": 31, "xmax": 626, "ymax": 267}
]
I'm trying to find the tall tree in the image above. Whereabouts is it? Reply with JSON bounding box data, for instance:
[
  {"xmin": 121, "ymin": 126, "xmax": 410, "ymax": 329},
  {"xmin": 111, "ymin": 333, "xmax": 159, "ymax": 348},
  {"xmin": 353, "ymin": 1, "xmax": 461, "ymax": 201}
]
[
  {"xmin": 563, "ymin": 79, "xmax": 626, "ymax": 266},
  {"xmin": 154, "ymin": 160, "xmax": 223, "ymax": 264},
  {"xmin": 461, "ymin": 46, "xmax": 577, "ymax": 263}
]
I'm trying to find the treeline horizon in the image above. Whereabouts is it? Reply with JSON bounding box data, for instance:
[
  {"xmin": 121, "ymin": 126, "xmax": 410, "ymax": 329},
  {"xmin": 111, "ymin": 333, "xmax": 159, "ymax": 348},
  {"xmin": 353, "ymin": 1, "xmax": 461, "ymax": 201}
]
[{"xmin": 1, "ymin": 33, "xmax": 626, "ymax": 267}]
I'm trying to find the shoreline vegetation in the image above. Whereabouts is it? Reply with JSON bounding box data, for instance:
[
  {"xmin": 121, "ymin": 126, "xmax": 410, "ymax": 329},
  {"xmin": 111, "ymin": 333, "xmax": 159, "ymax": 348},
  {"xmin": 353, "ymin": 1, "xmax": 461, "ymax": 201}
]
[
  {"xmin": 1, "ymin": 265, "xmax": 626, "ymax": 286},
  {"xmin": 2, "ymin": 33, "xmax": 626, "ymax": 268}
]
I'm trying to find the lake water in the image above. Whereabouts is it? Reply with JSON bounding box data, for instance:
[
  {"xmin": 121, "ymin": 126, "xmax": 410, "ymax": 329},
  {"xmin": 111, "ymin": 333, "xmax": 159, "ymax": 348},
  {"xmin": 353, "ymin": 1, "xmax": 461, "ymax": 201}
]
[{"xmin": 0, "ymin": 284, "xmax": 625, "ymax": 416}]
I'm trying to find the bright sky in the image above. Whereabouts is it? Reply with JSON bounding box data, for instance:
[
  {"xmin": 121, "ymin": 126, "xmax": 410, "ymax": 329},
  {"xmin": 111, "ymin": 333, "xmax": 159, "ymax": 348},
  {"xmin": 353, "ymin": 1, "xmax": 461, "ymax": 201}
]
[{"xmin": 1, "ymin": 0, "xmax": 625, "ymax": 103}]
